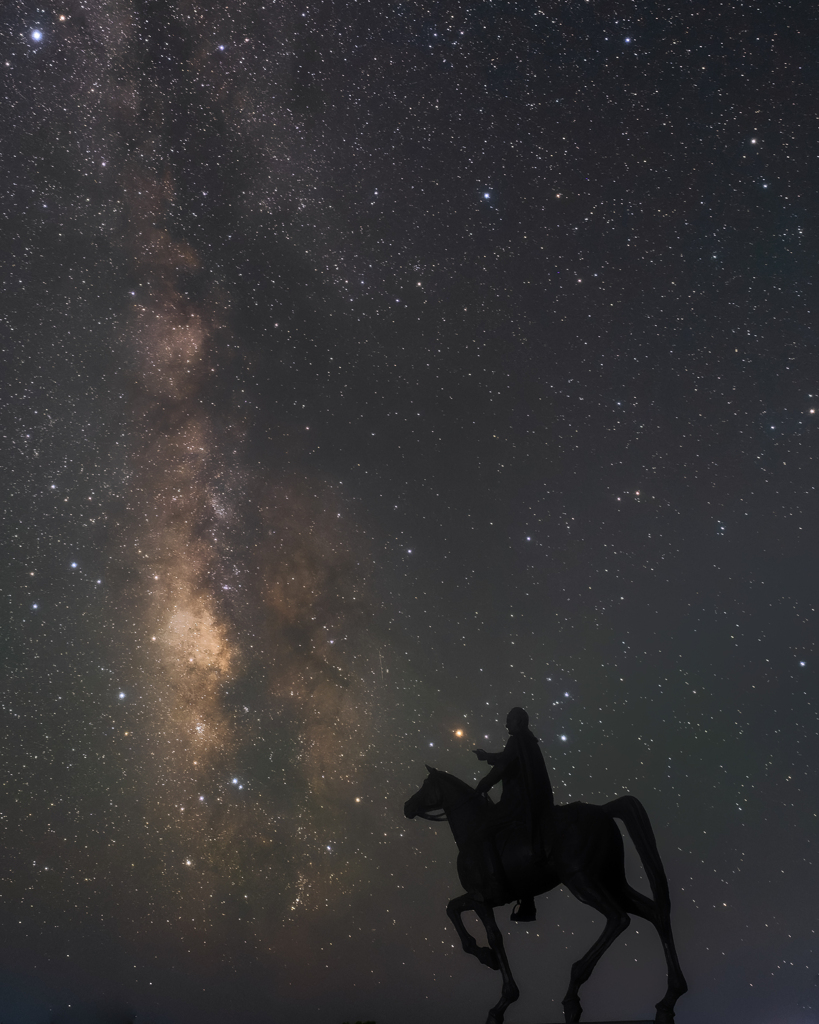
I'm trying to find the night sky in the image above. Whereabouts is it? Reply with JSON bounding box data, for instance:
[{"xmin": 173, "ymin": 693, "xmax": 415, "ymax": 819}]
[{"xmin": 2, "ymin": 1, "xmax": 818, "ymax": 1022}]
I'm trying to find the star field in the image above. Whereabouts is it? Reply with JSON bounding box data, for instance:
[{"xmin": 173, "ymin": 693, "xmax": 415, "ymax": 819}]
[{"xmin": 2, "ymin": 1, "xmax": 818, "ymax": 1022}]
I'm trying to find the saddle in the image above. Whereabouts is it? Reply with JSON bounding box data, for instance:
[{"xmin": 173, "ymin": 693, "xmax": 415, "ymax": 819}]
[
  {"xmin": 495, "ymin": 819, "xmax": 551, "ymax": 875},
  {"xmin": 476, "ymin": 814, "xmax": 553, "ymax": 918}
]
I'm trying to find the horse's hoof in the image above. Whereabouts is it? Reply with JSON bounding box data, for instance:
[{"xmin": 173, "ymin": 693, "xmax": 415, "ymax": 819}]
[
  {"xmin": 477, "ymin": 947, "xmax": 500, "ymax": 971},
  {"xmin": 486, "ymin": 1012, "xmax": 504, "ymax": 1024},
  {"xmin": 562, "ymin": 997, "xmax": 582, "ymax": 1023},
  {"xmin": 654, "ymin": 1006, "xmax": 675, "ymax": 1024}
]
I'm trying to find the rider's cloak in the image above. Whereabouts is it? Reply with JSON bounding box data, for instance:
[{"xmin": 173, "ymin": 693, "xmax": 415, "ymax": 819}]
[{"xmin": 480, "ymin": 727, "xmax": 554, "ymax": 850}]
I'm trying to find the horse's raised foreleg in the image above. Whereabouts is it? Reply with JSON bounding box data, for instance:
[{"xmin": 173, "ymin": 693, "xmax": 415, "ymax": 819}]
[
  {"xmin": 623, "ymin": 886, "xmax": 688, "ymax": 1023},
  {"xmin": 561, "ymin": 877, "xmax": 630, "ymax": 1023},
  {"xmin": 446, "ymin": 893, "xmax": 499, "ymax": 970},
  {"xmin": 471, "ymin": 899, "xmax": 520, "ymax": 1024}
]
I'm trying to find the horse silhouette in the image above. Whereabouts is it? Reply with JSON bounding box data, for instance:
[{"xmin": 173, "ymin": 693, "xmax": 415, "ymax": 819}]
[{"xmin": 404, "ymin": 766, "xmax": 687, "ymax": 1024}]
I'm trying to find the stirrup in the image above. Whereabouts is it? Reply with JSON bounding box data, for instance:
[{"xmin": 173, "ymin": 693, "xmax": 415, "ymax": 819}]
[{"xmin": 510, "ymin": 898, "xmax": 536, "ymax": 923}]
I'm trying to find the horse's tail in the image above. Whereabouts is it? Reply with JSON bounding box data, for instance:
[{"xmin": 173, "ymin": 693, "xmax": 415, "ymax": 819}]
[{"xmin": 603, "ymin": 795, "xmax": 670, "ymax": 924}]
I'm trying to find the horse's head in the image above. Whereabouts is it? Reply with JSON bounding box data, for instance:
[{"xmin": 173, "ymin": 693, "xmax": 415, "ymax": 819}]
[{"xmin": 404, "ymin": 765, "xmax": 446, "ymax": 821}]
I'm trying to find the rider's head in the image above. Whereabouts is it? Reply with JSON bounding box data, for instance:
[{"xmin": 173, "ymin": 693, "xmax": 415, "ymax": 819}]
[{"xmin": 506, "ymin": 707, "xmax": 529, "ymax": 734}]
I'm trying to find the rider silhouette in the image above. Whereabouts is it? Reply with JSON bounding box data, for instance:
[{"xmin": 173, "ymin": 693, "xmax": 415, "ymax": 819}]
[{"xmin": 474, "ymin": 707, "xmax": 553, "ymax": 921}]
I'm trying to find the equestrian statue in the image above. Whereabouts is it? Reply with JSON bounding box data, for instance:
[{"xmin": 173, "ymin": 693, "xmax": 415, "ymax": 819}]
[{"xmin": 404, "ymin": 707, "xmax": 687, "ymax": 1024}]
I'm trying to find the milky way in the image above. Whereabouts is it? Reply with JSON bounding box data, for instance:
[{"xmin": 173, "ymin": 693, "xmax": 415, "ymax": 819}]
[{"xmin": 111, "ymin": 94, "xmax": 401, "ymax": 937}]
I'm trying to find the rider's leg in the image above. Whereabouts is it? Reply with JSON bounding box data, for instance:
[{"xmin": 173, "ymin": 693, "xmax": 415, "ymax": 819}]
[{"xmin": 485, "ymin": 836, "xmax": 508, "ymax": 898}]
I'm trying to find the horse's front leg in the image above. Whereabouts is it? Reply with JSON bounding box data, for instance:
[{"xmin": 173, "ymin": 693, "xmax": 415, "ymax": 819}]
[
  {"xmin": 447, "ymin": 893, "xmax": 499, "ymax": 970},
  {"xmin": 472, "ymin": 900, "xmax": 520, "ymax": 1024}
]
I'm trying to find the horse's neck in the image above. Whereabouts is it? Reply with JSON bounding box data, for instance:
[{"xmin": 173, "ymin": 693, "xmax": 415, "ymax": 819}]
[{"xmin": 439, "ymin": 774, "xmax": 484, "ymax": 847}]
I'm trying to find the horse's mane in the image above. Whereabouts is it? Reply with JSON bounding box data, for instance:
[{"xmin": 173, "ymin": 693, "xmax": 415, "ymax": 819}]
[{"xmin": 433, "ymin": 768, "xmax": 492, "ymax": 803}]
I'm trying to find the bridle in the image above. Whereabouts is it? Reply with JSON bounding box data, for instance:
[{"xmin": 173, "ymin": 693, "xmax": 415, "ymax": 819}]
[{"xmin": 416, "ymin": 808, "xmax": 448, "ymax": 822}]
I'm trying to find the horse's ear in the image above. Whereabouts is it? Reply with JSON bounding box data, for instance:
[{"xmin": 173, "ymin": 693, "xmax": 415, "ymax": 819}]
[{"xmin": 425, "ymin": 763, "xmax": 435, "ymax": 774}]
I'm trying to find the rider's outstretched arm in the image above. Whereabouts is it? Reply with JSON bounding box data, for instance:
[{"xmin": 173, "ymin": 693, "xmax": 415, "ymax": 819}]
[{"xmin": 486, "ymin": 735, "xmax": 517, "ymax": 767}]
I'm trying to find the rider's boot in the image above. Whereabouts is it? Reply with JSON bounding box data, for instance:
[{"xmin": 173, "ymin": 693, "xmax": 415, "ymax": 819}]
[{"xmin": 510, "ymin": 895, "xmax": 537, "ymax": 922}]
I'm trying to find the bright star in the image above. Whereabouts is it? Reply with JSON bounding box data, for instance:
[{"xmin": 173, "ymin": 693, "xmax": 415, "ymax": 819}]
[
  {"xmin": 119, "ymin": 692, "xmax": 125, "ymax": 699},
  {"xmin": 31, "ymin": 29, "xmax": 43, "ymax": 41}
]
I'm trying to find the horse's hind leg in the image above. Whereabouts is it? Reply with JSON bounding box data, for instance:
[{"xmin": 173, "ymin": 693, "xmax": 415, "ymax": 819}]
[
  {"xmin": 561, "ymin": 877, "xmax": 630, "ymax": 1024},
  {"xmin": 623, "ymin": 886, "xmax": 688, "ymax": 1023},
  {"xmin": 472, "ymin": 900, "xmax": 520, "ymax": 1024},
  {"xmin": 447, "ymin": 893, "xmax": 499, "ymax": 970}
]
